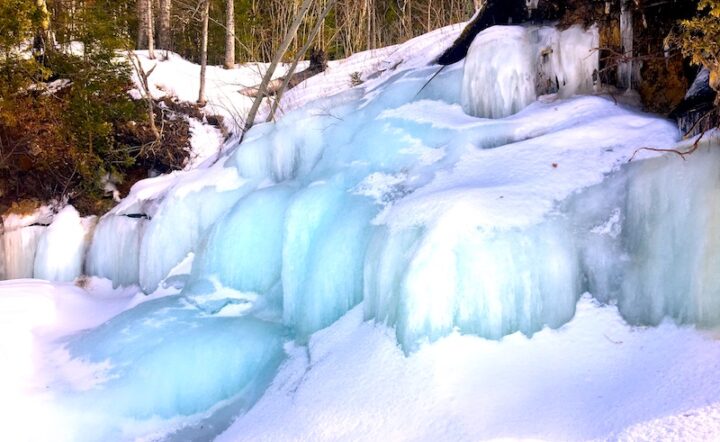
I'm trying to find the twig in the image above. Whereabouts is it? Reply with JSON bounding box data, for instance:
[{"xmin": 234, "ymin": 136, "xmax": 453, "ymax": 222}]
[
  {"xmin": 628, "ymin": 129, "xmax": 708, "ymax": 163},
  {"xmin": 414, "ymin": 65, "xmax": 446, "ymax": 99},
  {"xmin": 603, "ymin": 333, "xmax": 623, "ymax": 345},
  {"xmin": 681, "ymin": 107, "xmax": 717, "ymax": 139}
]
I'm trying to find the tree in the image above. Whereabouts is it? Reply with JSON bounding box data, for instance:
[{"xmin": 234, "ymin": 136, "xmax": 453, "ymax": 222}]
[
  {"xmin": 137, "ymin": 0, "xmax": 148, "ymax": 49},
  {"xmin": 241, "ymin": 0, "xmax": 315, "ymax": 136},
  {"xmin": 146, "ymin": 0, "xmax": 156, "ymax": 59},
  {"xmin": 267, "ymin": 0, "xmax": 336, "ymax": 121},
  {"xmin": 33, "ymin": 0, "xmax": 52, "ymax": 63},
  {"xmin": 198, "ymin": 0, "xmax": 210, "ymax": 105},
  {"xmin": 159, "ymin": 0, "xmax": 172, "ymax": 50},
  {"xmin": 224, "ymin": 0, "xmax": 235, "ymax": 68}
]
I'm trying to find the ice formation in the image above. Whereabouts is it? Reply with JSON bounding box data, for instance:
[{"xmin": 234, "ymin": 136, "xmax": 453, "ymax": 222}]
[
  {"xmin": 1, "ymin": 208, "xmax": 53, "ymax": 280},
  {"xmin": 6, "ymin": 23, "xmax": 720, "ymax": 438},
  {"xmin": 34, "ymin": 206, "xmax": 94, "ymax": 282},
  {"xmin": 461, "ymin": 25, "xmax": 599, "ymax": 118},
  {"xmin": 57, "ymin": 295, "xmax": 286, "ymax": 440}
]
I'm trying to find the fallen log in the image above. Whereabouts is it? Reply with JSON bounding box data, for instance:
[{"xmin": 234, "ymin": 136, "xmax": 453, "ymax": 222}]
[{"xmin": 240, "ymin": 49, "xmax": 328, "ymax": 98}]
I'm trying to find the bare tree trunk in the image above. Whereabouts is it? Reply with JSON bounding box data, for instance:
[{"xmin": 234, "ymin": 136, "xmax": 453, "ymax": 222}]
[
  {"xmin": 267, "ymin": 0, "xmax": 336, "ymax": 122},
  {"xmin": 146, "ymin": 0, "xmax": 155, "ymax": 59},
  {"xmin": 158, "ymin": 0, "xmax": 171, "ymax": 50},
  {"xmin": 137, "ymin": 0, "xmax": 148, "ymax": 49},
  {"xmin": 224, "ymin": 0, "xmax": 235, "ymax": 69},
  {"xmin": 128, "ymin": 51, "xmax": 160, "ymax": 141},
  {"xmin": 241, "ymin": 0, "xmax": 315, "ymax": 137},
  {"xmin": 33, "ymin": 0, "xmax": 51, "ymax": 63},
  {"xmin": 198, "ymin": 0, "xmax": 210, "ymax": 105}
]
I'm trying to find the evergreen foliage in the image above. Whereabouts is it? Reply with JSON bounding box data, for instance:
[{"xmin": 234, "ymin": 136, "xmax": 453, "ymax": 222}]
[
  {"xmin": 0, "ymin": 0, "xmax": 183, "ymax": 214},
  {"xmin": 668, "ymin": 0, "xmax": 720, "ymax": 92}
]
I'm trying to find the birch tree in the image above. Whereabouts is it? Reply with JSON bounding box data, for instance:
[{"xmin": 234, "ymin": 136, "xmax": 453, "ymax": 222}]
[
  {"xmin": 198, "ymin": 0, "xmax": 210, "ymax": 105},
  {"xmin": 146, "ymin": 0, "xmax": 155, "ymax": 59},
  {"xmin": 241, "ymin": 0, "xmax": 315, "ymax": 137},
  {"xmin": 224, "ymin": 0, "xmax": 235, "ymax": 68}
]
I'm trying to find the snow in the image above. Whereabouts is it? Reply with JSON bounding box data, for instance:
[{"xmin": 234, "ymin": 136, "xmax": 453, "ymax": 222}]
[
  {"xmin": 219, "ymin": 297, "xmax": 720, "ymax": 441},
  {"xmin": 0, "ymin": 278, "xmax": 148, "ymax": 442},
  {"xmin": 187, "ymin": 117, "xmax": 225, "ymax": 168},
  {"xmin": 2, "ymin": 282, "xmax": 720, "ymax": 441},
  {"xmin": 129, "ymin": 51, "xmax": 288, "ymax": 133}
]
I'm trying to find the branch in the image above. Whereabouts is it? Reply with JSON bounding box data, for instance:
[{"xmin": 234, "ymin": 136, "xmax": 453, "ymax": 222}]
[
  {"xmin": 127, "ymin": 51, "xmax": 160, "ymax": 142},
  {"xmin": 628, "ymin": 129, "xmax": 708, "ymax": 163},
  {"xmin": 240, "ymin": 0, "xmax": 316, "ymax": 141}
]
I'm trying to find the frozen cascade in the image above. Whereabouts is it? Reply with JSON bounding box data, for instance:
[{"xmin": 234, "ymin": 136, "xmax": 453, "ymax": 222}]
[
  {"xmin": 45, "ymin": 23, "xmax": 720, "ymax": 437},
  {"xmin": 1, "ymin": 208, "xmax": 53, "ymax": 279},
  {"xmin": 138, "ymin": 164, "xmax": 250, "ymax": 293},
  {"xmin": 560, "ymin": 146, "xmax": 720, "ymax": 326},
  {"xmin": 461, "ymin": 25, "xmax": 599, "ymax": 118},
  {"xmin": 619, "ymin": 148, "xmax": 720, "ymax": 325},
  {"xmin": 34, "ymin": 206, "xmax": 95, "ymax": 282},
  {"xmin": 2, "ymin": 226, "xmax": 45, "ymax": 279},
  {"xmin": 85, "ymin": 215, "xmax": 146, "ymax": 288}
]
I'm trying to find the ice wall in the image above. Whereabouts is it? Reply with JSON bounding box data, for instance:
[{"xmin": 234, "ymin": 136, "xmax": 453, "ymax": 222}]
[
  {"xmin": 138, "ymin": 165, "xmax": 250, "ymax": 293},
  {"xmin": 365, "ymin": 220, "xmax": 581, "ymax": 349},
  {"xmin": 619, "ymin": 147, "xmax": 720, "ymax": 325},
  {"xmin": 462, "ymin": 25, "xmax": 599, "ymax": 118},
  {"xmin": 1, "ymin": 227, "xmax": 45, "ymax": 279}
]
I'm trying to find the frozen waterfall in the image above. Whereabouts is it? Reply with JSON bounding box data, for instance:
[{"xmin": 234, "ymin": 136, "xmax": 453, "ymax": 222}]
[{"xmin": 5, "ymin": 23, "xmax": 718, "ymax": 437}]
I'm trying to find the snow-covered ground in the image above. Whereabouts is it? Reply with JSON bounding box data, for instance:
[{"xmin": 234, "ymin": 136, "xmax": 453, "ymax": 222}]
[
  {"xmin": 1, "ymin": 280, "xmax": 719, "ymax": 441},
  {"xmin": 223, "ymin": 297, "xmax": 720, "ymax": 441},
  {"xmin": 2, "ymin": 22, "xmax": 720, "ymax": 442},
  {"xmin": 128, "ymin": 20, "xmax": 464, "ymax": 165}
]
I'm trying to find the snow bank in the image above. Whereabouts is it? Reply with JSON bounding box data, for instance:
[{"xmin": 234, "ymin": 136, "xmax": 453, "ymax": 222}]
[
  {"xmin": 220, "ymin": 297, "xmax": 720, "ymax": 442},
  {"xmin": 0, "ymin": 278, "xmax": 149, "ymax": 442}
]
